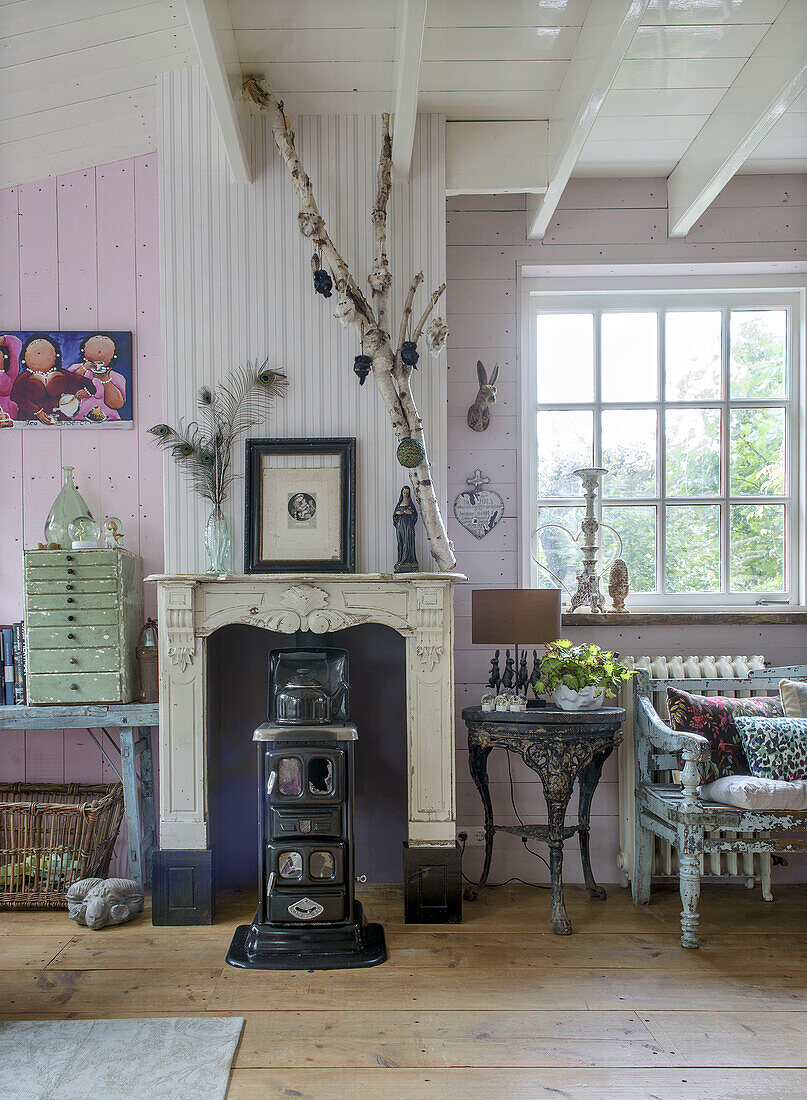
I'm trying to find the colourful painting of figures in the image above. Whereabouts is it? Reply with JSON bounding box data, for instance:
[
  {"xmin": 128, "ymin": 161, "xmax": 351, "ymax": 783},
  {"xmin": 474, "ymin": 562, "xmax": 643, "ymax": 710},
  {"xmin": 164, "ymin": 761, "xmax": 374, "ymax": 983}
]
[{"xmin": 0, "ymin": 331, "xmax": 133, "ymax": 428}]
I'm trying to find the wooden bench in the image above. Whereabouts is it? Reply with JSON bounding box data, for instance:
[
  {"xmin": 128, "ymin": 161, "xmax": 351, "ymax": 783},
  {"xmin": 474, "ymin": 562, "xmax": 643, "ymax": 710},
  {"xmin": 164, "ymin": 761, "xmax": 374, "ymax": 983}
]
[{"xmin": 633, "ymin": 665, "xmax": 807, "ymax": 948}]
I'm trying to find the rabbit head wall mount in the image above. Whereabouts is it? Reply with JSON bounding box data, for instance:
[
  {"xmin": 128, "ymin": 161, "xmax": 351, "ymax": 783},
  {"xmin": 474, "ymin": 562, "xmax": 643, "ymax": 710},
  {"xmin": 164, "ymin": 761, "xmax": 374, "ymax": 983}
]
[{"xmin": 467, "ymin": 360, "xmax": 499, "ymax": 432}]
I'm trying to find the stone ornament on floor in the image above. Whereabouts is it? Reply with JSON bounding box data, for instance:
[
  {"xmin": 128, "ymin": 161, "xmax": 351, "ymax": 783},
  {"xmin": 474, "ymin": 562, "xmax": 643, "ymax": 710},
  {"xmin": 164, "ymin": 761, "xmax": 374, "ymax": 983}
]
[{"xmin": 66, "ymin": 877, "xmax": 144, "ymax": 930}]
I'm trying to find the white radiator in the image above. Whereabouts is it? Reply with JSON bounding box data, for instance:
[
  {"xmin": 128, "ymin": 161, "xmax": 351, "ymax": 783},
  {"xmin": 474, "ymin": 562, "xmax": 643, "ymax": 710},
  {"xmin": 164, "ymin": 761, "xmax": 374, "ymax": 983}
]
[{"xmin": 616, "ymin": 654, "xmax": 773, "ymax": 898}]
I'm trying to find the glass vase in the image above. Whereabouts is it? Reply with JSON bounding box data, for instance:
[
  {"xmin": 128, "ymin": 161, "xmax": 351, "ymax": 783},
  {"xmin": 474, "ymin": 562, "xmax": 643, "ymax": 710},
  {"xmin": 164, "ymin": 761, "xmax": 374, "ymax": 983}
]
[
  {"xmin": 204, "ymin": 504, "xmax": 230, "ymax": 574},
  {"xmin": 44, "ymin": 466, "xmax": 93, "ymax": 549}
]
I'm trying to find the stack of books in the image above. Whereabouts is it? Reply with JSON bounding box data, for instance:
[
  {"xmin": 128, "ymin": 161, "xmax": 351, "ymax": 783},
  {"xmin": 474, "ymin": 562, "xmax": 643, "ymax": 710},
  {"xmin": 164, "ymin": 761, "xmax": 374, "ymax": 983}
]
[{"xmin": 1, "ymin": 624, "xmax": 26, "ymax": 706}]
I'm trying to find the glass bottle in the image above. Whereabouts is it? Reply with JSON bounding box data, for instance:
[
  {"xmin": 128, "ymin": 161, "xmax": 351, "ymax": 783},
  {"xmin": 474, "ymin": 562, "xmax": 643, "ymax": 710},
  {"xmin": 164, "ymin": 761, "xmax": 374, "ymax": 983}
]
[{"xmin": 44, "ymin": 466, "xmax": 93, "ymax": 549}]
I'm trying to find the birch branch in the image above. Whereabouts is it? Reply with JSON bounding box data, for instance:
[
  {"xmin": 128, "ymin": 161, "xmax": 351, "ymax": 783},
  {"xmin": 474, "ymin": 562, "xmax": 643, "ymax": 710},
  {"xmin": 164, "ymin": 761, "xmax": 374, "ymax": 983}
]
[
  {"xmin": 370, "ymin": 114, "xmax": 393, "ymax": 338},
  {"xmin": 398, "ymin": 271, "xmax": 424, "ymax": 351},
  {"xmin": 243, "ymin": 77, "xmax": 375, "ymax": 335},
  {"xmin": 412, "ymin": 282, "xmax": 447, "ymax": 343},
  {"xmin": 243, "ymin": 76, "xmax": 456, "ymax": 573}
]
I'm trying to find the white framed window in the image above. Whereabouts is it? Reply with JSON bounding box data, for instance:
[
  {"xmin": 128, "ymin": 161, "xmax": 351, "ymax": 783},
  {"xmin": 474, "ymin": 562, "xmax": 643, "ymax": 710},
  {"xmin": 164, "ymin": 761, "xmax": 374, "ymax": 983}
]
[{"xmin": 520, "ymin": 280, "xmax": 804, "ymax": 608}]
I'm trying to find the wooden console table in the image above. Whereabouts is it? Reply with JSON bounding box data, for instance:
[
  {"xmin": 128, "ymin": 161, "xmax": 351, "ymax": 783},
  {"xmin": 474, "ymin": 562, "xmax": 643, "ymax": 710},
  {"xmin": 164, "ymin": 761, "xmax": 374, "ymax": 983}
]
[
  {"xmin": 0, "ymin": 702, "xmax": 158, "ymax": 888},
  {"xmin": 462, "ymin": 705, "xmax": 625, "ymax": 935}
]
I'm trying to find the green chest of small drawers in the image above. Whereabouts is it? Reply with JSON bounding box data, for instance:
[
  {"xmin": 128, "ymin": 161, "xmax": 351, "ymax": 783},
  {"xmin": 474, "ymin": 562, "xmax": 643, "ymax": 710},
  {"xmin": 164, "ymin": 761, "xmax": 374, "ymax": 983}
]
[{"xmin": 23, "ymin": 548, "xmax": 143, "ymax": 705}]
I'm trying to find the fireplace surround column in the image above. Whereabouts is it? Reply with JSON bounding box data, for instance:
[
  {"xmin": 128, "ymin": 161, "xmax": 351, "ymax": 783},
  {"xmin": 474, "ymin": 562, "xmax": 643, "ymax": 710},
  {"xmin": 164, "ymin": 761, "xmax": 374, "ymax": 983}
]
[{"xmin": 149, "ymin": 573, "xmax": 464, "ymax": 924}]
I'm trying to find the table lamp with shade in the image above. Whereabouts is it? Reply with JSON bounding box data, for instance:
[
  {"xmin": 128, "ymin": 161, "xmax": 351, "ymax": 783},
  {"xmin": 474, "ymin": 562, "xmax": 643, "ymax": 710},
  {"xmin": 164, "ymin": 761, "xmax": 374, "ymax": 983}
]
[{"xmin": 471, "ymin": 588, "xmax": 562, "ymax": 707}]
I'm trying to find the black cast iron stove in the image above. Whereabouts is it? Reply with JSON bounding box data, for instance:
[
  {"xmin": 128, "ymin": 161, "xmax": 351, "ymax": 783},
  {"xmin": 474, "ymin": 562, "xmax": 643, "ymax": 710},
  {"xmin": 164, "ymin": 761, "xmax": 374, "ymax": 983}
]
[{"xmin": 226, "ymin": 646, "xmax": 386, "ymax": 969}]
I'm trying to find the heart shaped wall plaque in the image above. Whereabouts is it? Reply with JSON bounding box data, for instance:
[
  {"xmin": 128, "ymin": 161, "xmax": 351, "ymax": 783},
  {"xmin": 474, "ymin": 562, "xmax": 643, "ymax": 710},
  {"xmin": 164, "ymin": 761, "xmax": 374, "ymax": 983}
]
[{"xmin": 454, "ymin": 470, "xmax": 504, "ymax": 539}]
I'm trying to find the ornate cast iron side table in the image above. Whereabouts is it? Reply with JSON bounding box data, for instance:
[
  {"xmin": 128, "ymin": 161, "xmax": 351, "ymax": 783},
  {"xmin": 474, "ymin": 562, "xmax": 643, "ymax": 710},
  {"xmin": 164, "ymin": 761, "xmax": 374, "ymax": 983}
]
[{"xmin": 462, "ymin": 706, "xmax": 625, "ymax": 935}]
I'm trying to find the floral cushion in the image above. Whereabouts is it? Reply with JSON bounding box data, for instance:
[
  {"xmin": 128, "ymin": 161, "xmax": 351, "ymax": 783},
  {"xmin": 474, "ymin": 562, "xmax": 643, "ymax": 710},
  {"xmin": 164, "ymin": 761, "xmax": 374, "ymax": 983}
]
[
  {"xmin": 666, "ymin": 687, "xmax": 783, "ymax": 781},
  {"xmin": 734, "ymin": 717, "xmax": 807, "ymax": 782}
]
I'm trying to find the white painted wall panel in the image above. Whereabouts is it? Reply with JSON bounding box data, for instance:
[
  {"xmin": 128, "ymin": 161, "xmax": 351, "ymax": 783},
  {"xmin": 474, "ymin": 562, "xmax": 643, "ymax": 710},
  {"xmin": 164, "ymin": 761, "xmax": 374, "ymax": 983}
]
[{"xmin": 158, "ymin": 66, "xmax": 447, "ymax": 574}]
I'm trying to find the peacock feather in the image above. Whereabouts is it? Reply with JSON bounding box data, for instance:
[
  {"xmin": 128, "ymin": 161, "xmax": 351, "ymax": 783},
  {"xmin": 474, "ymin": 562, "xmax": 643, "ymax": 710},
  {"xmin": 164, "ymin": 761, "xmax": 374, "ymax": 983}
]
[{"xmin": 148, "ymin": 359, "xmax": 287, "ymax": 506}]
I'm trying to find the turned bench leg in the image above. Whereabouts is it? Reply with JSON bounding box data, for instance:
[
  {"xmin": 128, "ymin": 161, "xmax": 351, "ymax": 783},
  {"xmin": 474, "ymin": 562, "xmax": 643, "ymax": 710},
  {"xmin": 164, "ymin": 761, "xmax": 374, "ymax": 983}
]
[{"xmin": 679, "ymin": 825, "xmax": 703, "ymax": 949}]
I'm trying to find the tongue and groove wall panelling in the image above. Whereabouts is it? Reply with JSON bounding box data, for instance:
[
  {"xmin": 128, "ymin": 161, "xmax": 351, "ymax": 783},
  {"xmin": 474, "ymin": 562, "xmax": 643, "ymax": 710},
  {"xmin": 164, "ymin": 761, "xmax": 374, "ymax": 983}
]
[
  {"xmin": 446, "ymin": 179, "xmax": 807, "ymax": 886},
  {"xmin": 158, "ymin": 66, "xmax": 447, "ymax": 574},
  {"xmin": 0, "ymin": 158, "xmax": 163, "ymax": 878},
  {"xmin": 0, "ymin": 184, "xmax": 24, "ymax": 783}
]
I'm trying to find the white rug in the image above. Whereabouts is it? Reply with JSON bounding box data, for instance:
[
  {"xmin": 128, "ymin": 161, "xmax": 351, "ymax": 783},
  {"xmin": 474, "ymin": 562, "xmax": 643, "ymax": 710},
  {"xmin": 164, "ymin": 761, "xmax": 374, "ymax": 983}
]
[{"xmin": 0, "ymin": 1017, "xmax": 244, "ymax": 1100}]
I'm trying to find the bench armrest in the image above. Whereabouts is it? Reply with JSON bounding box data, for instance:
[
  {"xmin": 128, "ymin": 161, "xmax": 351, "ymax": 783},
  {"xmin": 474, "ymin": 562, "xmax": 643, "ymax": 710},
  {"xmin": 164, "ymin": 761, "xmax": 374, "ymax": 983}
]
[{"xmin": 635, "ymin": 693, "xmax": 711, "ymax": 763}]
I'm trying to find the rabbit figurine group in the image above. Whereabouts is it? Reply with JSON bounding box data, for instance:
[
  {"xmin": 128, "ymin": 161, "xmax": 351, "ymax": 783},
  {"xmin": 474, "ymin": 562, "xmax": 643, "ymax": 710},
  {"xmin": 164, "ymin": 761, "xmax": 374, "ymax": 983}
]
[{"xmin": 467, "ymin": 360, "xmax": 499, "ymax": 432}]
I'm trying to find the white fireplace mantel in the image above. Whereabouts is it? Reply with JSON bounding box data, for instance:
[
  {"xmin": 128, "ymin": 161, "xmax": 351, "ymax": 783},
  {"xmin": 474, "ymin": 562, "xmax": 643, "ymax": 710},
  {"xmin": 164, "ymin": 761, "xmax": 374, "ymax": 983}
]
[{"xmin": 149, "ymin": 572, "xmax": 464, "ymax": 856}]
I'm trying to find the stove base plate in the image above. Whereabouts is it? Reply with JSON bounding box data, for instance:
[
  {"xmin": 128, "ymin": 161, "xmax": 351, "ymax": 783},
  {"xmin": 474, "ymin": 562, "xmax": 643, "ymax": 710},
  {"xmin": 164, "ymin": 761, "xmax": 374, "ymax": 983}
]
[{"xmin": 225, "ymin": 901, "xmax": 386, "ymax": 970}]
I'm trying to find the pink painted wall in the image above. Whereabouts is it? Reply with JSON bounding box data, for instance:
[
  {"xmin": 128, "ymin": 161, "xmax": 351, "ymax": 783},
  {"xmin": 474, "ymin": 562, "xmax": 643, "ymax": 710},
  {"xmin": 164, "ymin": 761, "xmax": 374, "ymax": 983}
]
[
  {"xmin": 0, "ymin": 156, "xmax": 163, "ymax": 874},
  {"xmin": 447, "ymin": 176, "xmax": 807, "ymax": 887}
]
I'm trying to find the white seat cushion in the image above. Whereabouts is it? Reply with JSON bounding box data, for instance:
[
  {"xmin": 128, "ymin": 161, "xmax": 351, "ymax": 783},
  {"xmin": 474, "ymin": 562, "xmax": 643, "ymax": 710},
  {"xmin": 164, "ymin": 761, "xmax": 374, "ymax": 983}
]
[{"xmin": 700, "ymin": 774, "xmax": 807, "ymax": 811}]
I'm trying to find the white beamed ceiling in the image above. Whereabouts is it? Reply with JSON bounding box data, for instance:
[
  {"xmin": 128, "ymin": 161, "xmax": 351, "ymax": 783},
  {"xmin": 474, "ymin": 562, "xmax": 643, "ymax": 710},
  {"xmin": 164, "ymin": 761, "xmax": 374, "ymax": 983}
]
[{"xmin": 0, "ymin": 0, "xmax": 805, "ymax": 190}]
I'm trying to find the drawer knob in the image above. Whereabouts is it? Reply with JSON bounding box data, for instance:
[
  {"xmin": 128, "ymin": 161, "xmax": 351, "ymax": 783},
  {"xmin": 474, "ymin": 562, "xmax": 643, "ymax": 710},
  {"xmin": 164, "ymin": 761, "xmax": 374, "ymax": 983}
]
[
  {"xmin": 67, "ymin": 633, "xmax": 75, "ymax": 640},
  {"xmin": 67, "ymin": 615, "xmax": 75, "ymax": 622},
  {"xmin": 67, "ymin": 569, "xmax": 75, "ymax": 576},
  {"xmin": 70, "ymin": 683, "xmax": 78, "ymax": 691},
  {"xmin": 69, "ymin": 658, "xmax": 77, "ymax": 665},
  {"xmin": 65, "ymin": 584, "xmax": 73, "ymax": 591},
  {"xmin": 66, "ymin": 555, "xmax": 73, "ymax": 562},
  {"xmin": 67, "ymin": 597, "xmax": 74, "ymax": 604}
]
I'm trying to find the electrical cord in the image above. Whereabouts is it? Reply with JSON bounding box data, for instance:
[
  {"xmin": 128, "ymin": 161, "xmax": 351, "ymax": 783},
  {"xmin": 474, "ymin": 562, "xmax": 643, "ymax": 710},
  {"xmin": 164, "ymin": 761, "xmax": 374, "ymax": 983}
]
[{"xmin": 457, "ymin": 753, "xmax": 553, "ymax": 891}]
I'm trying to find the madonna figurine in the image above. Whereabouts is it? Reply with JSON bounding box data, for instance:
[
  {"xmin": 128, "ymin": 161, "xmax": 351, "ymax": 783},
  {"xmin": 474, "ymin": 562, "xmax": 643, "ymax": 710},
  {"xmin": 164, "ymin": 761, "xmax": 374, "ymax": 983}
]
[{"xmin": 393, "ymin": 486, "xmax": 419, "ymax": 573}]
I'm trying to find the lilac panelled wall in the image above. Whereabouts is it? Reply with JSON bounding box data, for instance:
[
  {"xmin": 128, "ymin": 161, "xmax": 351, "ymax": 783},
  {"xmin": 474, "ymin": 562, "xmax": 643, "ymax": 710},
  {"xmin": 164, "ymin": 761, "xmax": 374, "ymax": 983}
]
[
  {"xmin": 0, "ymin": 156, "xmax": 163, "ymax": 874},
  {"xmin": 447, "ymin": 176, "xmax": 807, "ymax": 886}
]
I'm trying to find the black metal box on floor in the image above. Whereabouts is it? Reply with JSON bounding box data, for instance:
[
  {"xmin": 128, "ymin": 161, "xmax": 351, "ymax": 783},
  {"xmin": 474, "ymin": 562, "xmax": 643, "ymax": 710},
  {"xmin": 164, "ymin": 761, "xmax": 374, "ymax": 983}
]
[{"xmin": 226, "ymin": 647, "xmax": 386, "ymax": 970}]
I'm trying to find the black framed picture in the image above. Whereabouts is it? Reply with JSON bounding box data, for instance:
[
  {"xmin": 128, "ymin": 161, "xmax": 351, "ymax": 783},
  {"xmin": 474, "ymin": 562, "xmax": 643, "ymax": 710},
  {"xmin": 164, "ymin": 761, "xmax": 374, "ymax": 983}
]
[{"xmin": 245, "ymin": 438, "xmax": 356, "ymax": 573}]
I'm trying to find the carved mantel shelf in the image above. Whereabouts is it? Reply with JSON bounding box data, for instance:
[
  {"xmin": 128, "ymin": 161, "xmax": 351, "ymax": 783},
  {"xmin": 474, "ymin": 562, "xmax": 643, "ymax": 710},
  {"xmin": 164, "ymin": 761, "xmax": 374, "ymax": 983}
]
[{"xmin": 148, "ymin": 572, "xmax": 465, "ymax": 922}]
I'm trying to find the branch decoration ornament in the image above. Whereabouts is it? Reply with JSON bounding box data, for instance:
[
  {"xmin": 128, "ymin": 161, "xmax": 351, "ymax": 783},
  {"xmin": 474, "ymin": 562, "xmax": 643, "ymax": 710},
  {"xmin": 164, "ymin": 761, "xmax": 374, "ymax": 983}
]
[{"xmin": 242, "ymin": 76, "xmax": 455, "ymax": 572}]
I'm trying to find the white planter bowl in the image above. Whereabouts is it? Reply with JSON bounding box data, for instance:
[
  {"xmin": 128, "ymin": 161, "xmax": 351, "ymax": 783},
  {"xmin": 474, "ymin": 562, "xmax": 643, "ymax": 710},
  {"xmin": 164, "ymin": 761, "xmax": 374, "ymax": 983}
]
[{"xmin": 552, "ymin": 685, "xmax": 605, "ymax": 712}]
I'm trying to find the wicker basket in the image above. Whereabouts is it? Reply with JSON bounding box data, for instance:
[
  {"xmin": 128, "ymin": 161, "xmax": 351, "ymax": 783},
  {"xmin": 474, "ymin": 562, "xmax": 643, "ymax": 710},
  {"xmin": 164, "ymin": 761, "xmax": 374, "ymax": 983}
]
[{"xmin": 0, "ymin": 782, "xmax": 125, "ymax": 909}]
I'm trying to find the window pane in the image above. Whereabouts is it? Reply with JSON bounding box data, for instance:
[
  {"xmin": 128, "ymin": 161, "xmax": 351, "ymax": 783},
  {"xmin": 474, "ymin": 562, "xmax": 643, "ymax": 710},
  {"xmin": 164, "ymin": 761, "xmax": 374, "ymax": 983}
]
[
  {"xmin": 730, "ymin": 310, "xmax": 786, "ymax": 399},
  {"xmin": 602, "ymin": 506, "xmax": 656, "ymax": 593},
  {"xmin": 601, "ymin": 409, "xmax": 657, "ymax": 498},
  {"xmin": 310, "ymin": 851, "xmax": 336, "ymax": 879},
  {"xmin": 665, "ymin": 505, "xmax": 720, "ymax": 592},
  {"xmin": 601, "ymin": 312, "xmax": 658, "ymax": 401},
  {"xmin": 730, "ymin": 504, "xmax": 785, "ymax": 592},
  {"xmin": 278, "ymin": 851, "xmax": 303, "ymax": 879},
  {"xmin": 536, "ymin": 410, "xmax": 594, "ymax": 497},
  {"xmin": 665, "ymin": 409, "xmax": 720, "ymax": 497},
  {"xmin": 277, "ymin": 757, "xmax": 302, "ymax": 797},
  {"xmin": 730, "ymin": 408, "xmax": 785, "ymax": 496},
  {"xmin": 533, "ymin": 506, "xmax": 584, "ymax": 594},
  {"xmin": 665, "ymin": 311, "xmax": 721, "ymax": 400},
  {"xmin": 536, "ymin": 313, "xmax": 594, "ymax": 402}
]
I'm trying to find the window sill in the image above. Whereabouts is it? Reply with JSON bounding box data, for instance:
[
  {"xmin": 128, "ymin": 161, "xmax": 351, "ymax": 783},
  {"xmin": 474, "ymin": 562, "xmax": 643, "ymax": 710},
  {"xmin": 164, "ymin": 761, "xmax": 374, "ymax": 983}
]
[{"xmin": 561, "ymin": 610, "xmax": 807, "ymax": 627}]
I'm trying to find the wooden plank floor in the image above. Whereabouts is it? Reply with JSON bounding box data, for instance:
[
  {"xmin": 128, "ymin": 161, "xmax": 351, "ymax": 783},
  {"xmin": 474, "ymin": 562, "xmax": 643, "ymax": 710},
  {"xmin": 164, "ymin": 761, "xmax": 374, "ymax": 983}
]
[{"xmin": 2, "ymin": 882, "xmax": 807, "ymax": 1098}]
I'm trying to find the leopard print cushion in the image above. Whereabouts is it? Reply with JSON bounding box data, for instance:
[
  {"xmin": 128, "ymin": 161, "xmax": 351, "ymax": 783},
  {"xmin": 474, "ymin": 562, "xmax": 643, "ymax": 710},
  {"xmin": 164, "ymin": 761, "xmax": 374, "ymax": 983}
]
[
  {"xmin": 735, "ymin": 717, "xmax": 807, "ymax": 782},
  {"xmin": 666, "ymin": 687, "xmax": 783, "ymax": 781}
]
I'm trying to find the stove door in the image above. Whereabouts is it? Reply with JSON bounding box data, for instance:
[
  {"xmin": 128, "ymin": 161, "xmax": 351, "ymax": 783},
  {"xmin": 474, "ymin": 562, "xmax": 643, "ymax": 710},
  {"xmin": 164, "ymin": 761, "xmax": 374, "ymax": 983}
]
[
  {"xmin": 265, "ymin": 748, "xmax": 344, "ymax": 804},
  {"xmin": 266, "ymin": 887, "xmax": 348, "ymax": 925},
  {"xmin": 268, "ymin": 840, "xmax": 345, "ymax": 889}
]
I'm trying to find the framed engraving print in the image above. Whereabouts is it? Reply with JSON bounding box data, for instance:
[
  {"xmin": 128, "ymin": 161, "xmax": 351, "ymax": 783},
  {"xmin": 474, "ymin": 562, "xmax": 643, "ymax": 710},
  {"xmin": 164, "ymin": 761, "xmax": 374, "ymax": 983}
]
[{"xmin": 245, "ymin": 438, "xmax": 356, "ymax": 573}]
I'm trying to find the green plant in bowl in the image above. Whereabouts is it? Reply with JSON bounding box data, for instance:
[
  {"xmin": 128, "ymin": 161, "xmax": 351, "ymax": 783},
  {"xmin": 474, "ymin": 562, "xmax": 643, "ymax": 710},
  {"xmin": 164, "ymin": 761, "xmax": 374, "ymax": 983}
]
[{"xmin": 535, "ymin": 640, "xmax": 636, "ymax": 700}]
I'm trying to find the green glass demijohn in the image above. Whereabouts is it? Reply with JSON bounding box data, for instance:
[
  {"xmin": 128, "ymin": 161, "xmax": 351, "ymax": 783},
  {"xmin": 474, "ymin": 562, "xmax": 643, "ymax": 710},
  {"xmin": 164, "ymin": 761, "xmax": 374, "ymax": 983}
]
[{"xmin": 44, "ymin": 466, "xmax": 93, "ymax": 549}]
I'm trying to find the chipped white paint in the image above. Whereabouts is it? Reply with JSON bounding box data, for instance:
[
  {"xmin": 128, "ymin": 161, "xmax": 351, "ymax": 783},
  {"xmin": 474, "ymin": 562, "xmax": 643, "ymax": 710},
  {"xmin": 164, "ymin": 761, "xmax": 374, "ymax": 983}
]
[{"xmin": 151, "ymin": 571, "xmax": 462, "ymax": 851}]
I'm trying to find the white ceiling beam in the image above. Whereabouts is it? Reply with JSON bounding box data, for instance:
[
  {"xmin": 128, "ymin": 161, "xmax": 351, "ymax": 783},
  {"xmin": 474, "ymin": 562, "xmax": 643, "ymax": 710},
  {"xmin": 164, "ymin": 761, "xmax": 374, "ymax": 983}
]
[
  {"xmin": 392, "ymin": 0, "xmax": 428, "ymax": 180},
  {"xmin": 526, "ymin": 0, "xmax": 649, "ymax": 240},
  {"xmin": 667, "ymin": 0, "xmax": 807, "ymax": 238},
  {"xmin": 183, "ymin": 0, "xmax": 251, "ymax": 184},
  {"xmin": 446, "ymin": 122, "xmax": 548, "ymax": 195}
]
